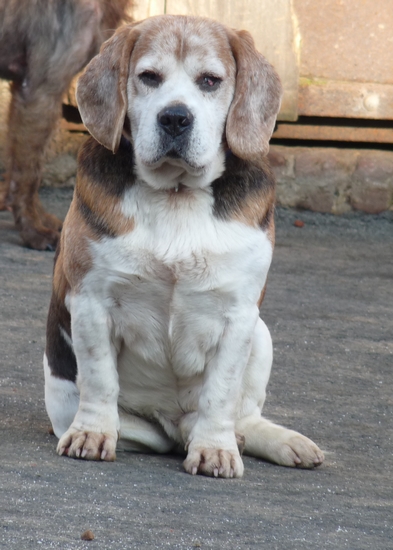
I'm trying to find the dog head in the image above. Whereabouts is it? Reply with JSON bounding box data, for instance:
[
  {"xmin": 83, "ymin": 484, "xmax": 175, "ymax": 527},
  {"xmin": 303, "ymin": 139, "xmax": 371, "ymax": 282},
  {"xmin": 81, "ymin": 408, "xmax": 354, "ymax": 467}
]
[{"xmin": 76, "ymin": 15, "xmax": 282, "ymax": 190}]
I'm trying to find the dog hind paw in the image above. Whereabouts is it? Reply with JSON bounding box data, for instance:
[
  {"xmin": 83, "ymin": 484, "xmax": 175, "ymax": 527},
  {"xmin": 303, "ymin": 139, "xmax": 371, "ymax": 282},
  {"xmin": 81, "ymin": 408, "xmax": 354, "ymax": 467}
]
[
  {"xmin": 277, "ymin": 434, "xmax": 324, "ymax": 469},
  {"xmin": 17, "ymin": 201, "xmax": 62, "ymax": 250},
  {"xmin": 20, "ymin": 224, "xmax": 60, "ymax": 251}
]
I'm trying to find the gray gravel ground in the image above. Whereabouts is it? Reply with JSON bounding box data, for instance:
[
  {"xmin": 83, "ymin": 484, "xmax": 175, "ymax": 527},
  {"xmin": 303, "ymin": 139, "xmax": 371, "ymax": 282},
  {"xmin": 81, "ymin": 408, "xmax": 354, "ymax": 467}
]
[{"xmin": 0, "ymin": 187, "xmax": 392, "ymax": 549}]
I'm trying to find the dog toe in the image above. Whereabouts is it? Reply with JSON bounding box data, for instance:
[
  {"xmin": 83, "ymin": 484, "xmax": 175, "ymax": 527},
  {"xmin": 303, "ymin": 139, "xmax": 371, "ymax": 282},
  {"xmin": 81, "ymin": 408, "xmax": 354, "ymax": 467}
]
[
  {"xmin": 184, "ymin": 447, "xmax": 244, "ymax": 478},
  {"xmin": 280, "ymin": 435, "xmax": 325, "ymax": 469}
]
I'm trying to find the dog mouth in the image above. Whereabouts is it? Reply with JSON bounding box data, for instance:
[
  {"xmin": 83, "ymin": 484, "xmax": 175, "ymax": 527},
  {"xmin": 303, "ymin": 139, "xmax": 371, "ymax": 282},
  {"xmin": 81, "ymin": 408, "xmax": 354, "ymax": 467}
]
[
  {"xmin": 134, "ymin": 139, "xmax": 225, "ymax": 192},
  {"xmin": 143, "ymin": 147, "xmax": 205, "ymax": 175}
]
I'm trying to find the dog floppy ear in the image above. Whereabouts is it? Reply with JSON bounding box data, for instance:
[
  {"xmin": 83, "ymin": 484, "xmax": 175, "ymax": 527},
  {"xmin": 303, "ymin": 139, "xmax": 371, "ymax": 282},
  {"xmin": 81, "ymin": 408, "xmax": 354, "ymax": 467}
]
[
  {"xmin": 76, "ymin": 23, "xmax": 141, "ymax": 153},
  {"xmin": 226, "ymin": 29, "xmax": 282, "ymax": 160}
]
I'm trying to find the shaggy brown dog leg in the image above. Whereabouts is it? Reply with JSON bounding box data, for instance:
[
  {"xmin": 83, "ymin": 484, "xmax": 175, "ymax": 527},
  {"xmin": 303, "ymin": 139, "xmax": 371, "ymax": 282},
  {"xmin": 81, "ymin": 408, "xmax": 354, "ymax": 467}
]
[
  {"xmin": 0, "ymin": 178, "xmax": 8, "ymax": 211},
  {"xmin": 4, "ymin": 82, "xmax": 64, "ymax": 250}
]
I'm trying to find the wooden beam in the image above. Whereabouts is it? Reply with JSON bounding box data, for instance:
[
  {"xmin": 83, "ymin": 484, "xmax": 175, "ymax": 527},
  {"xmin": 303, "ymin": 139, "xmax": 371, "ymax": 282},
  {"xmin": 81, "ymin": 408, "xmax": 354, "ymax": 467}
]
[
  {"xmin": 60, "ymin": 120, "xmax": 86, "ymax": 133},
  {"xmin": 298, "ymin": 78, "xmax": 393, "ymax": 120},
  {"xmin": 274, "ymin": 122, "xmax": 393, "ymax": 143}
]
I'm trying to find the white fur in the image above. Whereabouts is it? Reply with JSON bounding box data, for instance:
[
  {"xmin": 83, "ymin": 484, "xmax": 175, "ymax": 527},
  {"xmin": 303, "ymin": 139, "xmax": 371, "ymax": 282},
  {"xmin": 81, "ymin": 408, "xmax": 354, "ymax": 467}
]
[{"xmin": 43, "ymin": 353, "xmax": 79, "ymax": 438}]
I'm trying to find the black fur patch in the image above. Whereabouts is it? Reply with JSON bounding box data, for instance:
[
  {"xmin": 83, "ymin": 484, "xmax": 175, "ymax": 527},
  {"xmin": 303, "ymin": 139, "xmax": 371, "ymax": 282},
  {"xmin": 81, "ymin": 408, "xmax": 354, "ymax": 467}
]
[
  {"xmin": 45, "ymin": 247, "xmax": 77, "ymax": 382},
  {"xmin": 78, "ymin": 135, "xmax": 136, "ymax": 197},
  {"xmin": 212, "ymin": 152, "xmax": 275, "ymax": 228}
]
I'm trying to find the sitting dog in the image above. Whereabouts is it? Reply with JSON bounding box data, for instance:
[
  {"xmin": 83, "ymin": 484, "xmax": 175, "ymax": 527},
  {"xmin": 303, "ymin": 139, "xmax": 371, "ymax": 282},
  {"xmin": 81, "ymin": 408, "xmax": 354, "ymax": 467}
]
[
  {"xmin": 0, "ymin": 0, "xmax": 132, "ymax": 250},
  {"xmin": 44, "ymin": 15, "xmax": 324, "ymax": 478}
]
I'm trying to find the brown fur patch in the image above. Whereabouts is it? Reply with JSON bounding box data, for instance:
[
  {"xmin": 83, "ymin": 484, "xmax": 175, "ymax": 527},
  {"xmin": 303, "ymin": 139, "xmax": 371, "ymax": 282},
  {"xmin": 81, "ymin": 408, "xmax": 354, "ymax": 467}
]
[
  {"xmin": 76, "ymin": 178, "xmax": 135, "ymax": 239},
  {"xmin": 59, "ymin": 199, "xmax": 94, "ymax": 290},
  {"xmin": 257, "ymin": 285, "xmax": 268, "ymax": 309},
  {"xmin": 129, "ymin": 15, "xmax": 236, "ymax": 70},
  {"xmin": 226, "ymin": 29, "xmax": 282, "ymax": 161},
  {"xmin": 232, "ymin": 190, "xmax": 275, "ymax": 229}
]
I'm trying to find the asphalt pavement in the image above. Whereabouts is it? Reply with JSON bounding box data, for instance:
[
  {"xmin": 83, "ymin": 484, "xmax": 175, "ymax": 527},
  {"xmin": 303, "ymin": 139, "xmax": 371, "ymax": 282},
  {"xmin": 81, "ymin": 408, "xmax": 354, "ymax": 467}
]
[{"xmin": 0, "ymin": 187, "xmax": 392, "ymax": 549}]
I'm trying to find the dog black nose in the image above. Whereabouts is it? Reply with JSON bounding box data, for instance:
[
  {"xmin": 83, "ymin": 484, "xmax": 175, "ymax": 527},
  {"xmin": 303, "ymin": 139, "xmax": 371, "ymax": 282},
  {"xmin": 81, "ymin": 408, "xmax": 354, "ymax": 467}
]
[{"xmin": 157, "ymin": 104, "xmax": 194, "ymax": 137}]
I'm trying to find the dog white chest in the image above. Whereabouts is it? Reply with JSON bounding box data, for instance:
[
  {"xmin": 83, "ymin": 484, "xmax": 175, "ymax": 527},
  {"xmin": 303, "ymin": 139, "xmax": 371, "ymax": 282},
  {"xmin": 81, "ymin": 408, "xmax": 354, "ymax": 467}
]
[{"xmin": 82, "ymin": 183, "xmax": 272, "ymax": 414}]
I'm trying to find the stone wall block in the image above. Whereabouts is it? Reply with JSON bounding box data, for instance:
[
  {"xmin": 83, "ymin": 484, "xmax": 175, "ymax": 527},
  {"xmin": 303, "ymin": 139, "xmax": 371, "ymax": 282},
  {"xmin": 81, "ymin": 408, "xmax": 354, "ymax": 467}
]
[
  {"xmin": 276, "ymin": 148, "xmax": 356, "ymax": 214},
  {"xmin": 42, "ymin": 128, "xmax": 86, "ymax": 188},
  {"xmin": 350, "ymin": 152, "xmax": 393, "ymax": 214}
]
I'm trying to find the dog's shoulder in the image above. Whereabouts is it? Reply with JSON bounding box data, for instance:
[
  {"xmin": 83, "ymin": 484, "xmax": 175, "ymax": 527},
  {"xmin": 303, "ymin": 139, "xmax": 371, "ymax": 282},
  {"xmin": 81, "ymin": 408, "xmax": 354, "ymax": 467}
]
[
  {"xmin": 73, "ymin": 136, "xmax": 136, "ymax": 239},
  {"xmin": 77, "ymin": 135, "xmax": 136, "ymax": 196}
]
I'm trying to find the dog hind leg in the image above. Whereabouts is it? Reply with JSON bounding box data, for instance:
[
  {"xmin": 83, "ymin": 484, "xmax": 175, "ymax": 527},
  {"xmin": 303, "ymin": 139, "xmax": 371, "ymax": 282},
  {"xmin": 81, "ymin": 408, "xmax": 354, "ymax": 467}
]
[
  {"xmin": 0, "ymin": 177, "xmax": 8, "ymax": 211},
  {"xmin": 237, "ymin": 415, "xmax": 324, "ymax": 468},
  {"xmin": 118, "ymin": 410, "xmax": 175, "ymax": 454},
  {"xmin": 236, "ymin": 317, "xmax": 324, "ymax": 468}
]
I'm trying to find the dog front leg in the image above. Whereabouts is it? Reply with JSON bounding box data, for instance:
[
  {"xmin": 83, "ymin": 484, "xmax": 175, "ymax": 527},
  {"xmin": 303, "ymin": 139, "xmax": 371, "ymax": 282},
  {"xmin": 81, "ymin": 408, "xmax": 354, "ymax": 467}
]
[
  {"xmin": 183, "ymin": 308, "xmax": 259, "ymax": 478},
  {"xmin": 57, "ymin": 294, "xmax": 120, "ymax": 461}
]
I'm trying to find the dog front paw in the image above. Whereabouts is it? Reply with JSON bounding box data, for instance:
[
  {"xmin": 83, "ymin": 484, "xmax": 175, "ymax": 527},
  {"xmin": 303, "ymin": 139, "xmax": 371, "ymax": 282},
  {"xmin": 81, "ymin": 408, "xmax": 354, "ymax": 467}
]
[
  {"xmin": 57, "ymin": 428, "xmax": 117, "ymax": 461},
  {"xmin": 183, "ymin": 446, "xmax": 244, "ymax": 478}
]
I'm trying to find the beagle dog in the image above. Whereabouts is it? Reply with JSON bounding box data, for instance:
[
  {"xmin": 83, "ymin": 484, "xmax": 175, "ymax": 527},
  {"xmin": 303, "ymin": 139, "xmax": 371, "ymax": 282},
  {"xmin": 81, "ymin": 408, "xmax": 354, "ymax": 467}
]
[{"xmin": 44, "ymin": 15, "xmax": 324, "ymax": 478}]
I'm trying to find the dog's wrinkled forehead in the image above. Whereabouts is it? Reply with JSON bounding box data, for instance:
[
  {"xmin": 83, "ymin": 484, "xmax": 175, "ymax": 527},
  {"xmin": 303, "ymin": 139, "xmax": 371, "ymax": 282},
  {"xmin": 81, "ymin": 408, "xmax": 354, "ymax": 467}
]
[{"xmin": 130, "ymin": 17, "xmax": 236, "ymax": 76}]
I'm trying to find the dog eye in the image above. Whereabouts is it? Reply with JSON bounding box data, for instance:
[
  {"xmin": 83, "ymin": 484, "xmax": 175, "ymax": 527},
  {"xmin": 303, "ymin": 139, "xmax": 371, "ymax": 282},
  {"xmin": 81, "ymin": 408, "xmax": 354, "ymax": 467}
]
[
  {"xmin": 197, "ymin": 74, "xmax": 222, "ymax": 92},
  {"xmin": 138, "ymin": 71, "xmax": 162, "ymax": 88}
]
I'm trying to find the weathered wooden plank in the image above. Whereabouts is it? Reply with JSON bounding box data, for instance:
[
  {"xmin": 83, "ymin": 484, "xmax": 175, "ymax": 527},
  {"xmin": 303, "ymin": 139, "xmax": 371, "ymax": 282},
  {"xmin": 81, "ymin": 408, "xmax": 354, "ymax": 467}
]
[
  {"xmin": 132, "ymin": 0, "xmax": 165, "ymax": 20},
  {"xmin": 0, "ymin": 81, "xmax": 10, "ymax": 156},
  {"xmin": 60, "ymin": 120, "xmax": 86, "ymax": 133},
  {"xmin": 293, "ymin": 0, "xmax": 393, "ymax": 86},
  {"xmin": 298, "ymin": 78, "xmax": 393, "ymax": 120},
  {"xmin": 274, "ymin": 122, "xmax": 393, "ymax": 143}
]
